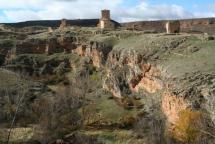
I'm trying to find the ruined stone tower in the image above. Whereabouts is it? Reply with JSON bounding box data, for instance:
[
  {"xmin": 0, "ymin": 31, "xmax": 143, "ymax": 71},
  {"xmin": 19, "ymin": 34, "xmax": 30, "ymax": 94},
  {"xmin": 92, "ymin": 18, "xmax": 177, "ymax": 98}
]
[
  {"xmin": 101, "ymin": 10, "xmax": 110, "ymax": 20},
  {"xmin": 59, "ymin": 19, "xmax": 69, "ymax": 29},
  {"xmin": 48, "ymin": 27, "xmax": 53, "ymax": 33},
  {"xmin": 166, "ymin": 21, "xmax": 180, "ymax": 34},
  {"xmin": 98, "ymin": 10, "xmax": 115, "ymax": 30}
]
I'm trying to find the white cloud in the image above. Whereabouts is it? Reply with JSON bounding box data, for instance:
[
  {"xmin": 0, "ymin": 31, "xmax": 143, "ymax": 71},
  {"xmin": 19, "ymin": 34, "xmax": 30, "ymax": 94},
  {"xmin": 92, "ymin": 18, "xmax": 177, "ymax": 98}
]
[
  {"xmin": 1, "ymin": 0, "xmax": 123, "ymax": 22},
  {"xmin": 117, "ymin": 3, "xmax": 195, "ymax": 22},
  {"xmin": 0, "ymin": 0, "xmax": 47, "ymax": 9},
  {"xmin": 4, "ymin": 10, "xmax": 40, "ymax": 22},
  {"xmin": 0, "ymin": 0, "xmax": 214, "ymax": 23},
  {"xmin": 194, "ymin": 12, "xmax": 215, "ymax": 18}
]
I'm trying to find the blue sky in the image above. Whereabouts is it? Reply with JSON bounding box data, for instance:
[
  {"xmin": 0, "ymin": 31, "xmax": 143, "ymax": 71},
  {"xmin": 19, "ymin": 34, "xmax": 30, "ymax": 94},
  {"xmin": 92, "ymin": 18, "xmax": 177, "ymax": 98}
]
[
  {"xmin": 149, "ymin": 0, "xmax": 214, "ymax": 11},
  {"xmin": 0, "ymin": 0, "xmax": 214, "ymax": 23}
]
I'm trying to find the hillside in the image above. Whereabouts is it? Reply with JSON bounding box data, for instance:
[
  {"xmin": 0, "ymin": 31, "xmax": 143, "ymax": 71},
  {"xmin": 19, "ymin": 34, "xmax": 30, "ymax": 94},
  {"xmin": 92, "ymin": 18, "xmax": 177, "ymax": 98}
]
[{"xmin": 0, "ymin": 25, "xmax": 215, "ymax": 144}]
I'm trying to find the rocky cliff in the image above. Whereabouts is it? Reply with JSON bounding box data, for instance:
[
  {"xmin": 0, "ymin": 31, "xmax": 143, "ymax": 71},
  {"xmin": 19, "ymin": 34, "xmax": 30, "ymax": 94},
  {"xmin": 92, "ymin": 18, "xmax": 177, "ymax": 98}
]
[
  {"xmin": 0, "ymin": 26, "xmax": 215, "ymax": 143},
  {"xmin": 75, "ymin": 31, "xmax": 215, "ymax": 143},
  {"xmin": 3, "ymin": 27, "xmax": 215, "ymax": 124}
]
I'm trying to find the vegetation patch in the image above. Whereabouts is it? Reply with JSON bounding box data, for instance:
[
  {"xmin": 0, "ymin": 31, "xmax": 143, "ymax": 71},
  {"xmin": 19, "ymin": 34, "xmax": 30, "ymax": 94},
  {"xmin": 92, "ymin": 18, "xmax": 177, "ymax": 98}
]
[{"xmin": 171, "ymin": 108, "xmax": 203, "ymax": 143}]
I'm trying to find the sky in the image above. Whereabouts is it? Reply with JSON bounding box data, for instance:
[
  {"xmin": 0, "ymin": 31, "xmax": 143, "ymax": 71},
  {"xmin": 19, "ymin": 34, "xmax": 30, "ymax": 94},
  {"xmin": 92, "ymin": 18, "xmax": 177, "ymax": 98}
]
[{"xmin": 0, "ymin": 0, "xmax": 214, "ymax": 23}]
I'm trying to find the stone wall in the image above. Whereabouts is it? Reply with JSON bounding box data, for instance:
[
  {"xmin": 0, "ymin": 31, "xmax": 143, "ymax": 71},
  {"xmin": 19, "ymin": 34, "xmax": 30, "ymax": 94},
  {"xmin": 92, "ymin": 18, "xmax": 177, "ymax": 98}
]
[
  {"xmin": 99, "ymin": 20, "xmax": 115, "ymax": 30},
  {"xmin": 122, "ymin": 18, "xmax": 215, "ymax": 34},
  {"xmin": 122, "ymin": 21, "xmax": 165, "ymax": 32},
  {"xmin": 166, "ymin": 21, "xmax": 180, "ymax": 33},
  {"xmin": 180, "ymin": 18, "xmax": 214, "ymax": 34}
]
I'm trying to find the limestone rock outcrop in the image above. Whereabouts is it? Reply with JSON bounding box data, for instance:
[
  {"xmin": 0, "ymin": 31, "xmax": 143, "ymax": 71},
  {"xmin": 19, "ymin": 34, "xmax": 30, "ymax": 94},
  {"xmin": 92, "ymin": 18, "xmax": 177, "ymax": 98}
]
[
  {"xmin": 162, "ymin": 91, "xmax": 188, "ymax": 124},
  {"xmin": 12, "ymin": 34, "xmax": 78, "ymax": 56},
  {"xmin": 15, "ymin": 39, "xmax": 47, "ymax": 55},
  {"xmin": 102, "ymin": 49, "xmax": 163, "ymax": 98},
  {"xmin": 78, "ymin": 33, "xmax": 215, "ymax": 132}
]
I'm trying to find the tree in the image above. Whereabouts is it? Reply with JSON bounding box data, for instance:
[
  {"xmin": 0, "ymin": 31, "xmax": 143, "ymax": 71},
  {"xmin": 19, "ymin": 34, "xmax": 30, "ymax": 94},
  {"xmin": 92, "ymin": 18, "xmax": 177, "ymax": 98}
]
[
  {"xmin": 33, "ymin": 80, "xmax": 85, "ymax": 143},
  {"xmin": 2, "ymin": 72, "xmax": 29, "ymax": 144}
]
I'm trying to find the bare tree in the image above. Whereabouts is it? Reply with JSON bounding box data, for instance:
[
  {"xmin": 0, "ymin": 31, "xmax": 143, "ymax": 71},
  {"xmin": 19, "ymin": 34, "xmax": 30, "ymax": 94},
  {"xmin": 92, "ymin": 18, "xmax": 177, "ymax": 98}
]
[
  {"xmin": 72, "ymin": 67, "xmax": 91, "ymax": 127},
  {"xmin": 34, "ymin": 81, "xmax": 84, "ymax": 143},
  {"xmin": 1, "ymin": 72, "xmax": 29, "ymax": 144},
  {"xmin": 6, "ymin": 87, "xmax": 27, "ymax": 144}
]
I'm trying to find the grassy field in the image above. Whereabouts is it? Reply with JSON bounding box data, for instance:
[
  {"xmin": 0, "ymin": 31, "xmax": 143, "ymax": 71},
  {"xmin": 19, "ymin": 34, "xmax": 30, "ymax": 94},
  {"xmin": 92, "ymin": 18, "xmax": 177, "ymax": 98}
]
[
  {"xmin": 0, "ymin": 69, "xmax": 23, "ymax": 90},
  {"xmin": 160, "ymin": 35, "xmax": 215, "ymax": 77}
]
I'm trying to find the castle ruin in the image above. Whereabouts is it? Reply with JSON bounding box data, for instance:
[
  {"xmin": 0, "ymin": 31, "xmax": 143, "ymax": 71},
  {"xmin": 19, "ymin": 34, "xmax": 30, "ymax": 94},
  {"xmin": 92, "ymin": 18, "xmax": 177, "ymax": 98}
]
[
  {"xmin": 48, "ymin": 27, "xmax": 53, "ymax": 33},
  {"xmin": 59, "ymin": 19, "xmax": 69, "ymax": 29},
  {"xmin": 98, "ymin": 10, "xmax": 115, "ymax": 30},
  {"xmin": 165, "ymin": 21, "xmax": 180, "ymax": 34}
]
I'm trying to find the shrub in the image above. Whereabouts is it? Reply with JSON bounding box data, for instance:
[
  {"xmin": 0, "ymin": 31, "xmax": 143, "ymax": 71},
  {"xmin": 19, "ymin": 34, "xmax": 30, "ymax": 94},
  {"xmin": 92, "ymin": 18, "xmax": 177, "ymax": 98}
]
[
  {"xmin": 120, "ymin": 97, "xmax": 134, "ymax": 110},
  {"xmin": 119, "ymin": 115, "xmax": 136, "ymax": 129},
  {"xmin": 134, "ymin": 111, "xmax": 166, "ymax": 144},
  {"xmin": 33, "ymin": 86, "xmax": 83, "ymax": 143},
  {"xmin": 120, "ymin": 97, "xmax": 143, "ymax": 110},
  {"xmin": 90, "ymin": 71, "xmax": 100, "ymax": 81},
  {"xmin": 172, "ymin": 108, "xmax": 203, "ymax": 143}
]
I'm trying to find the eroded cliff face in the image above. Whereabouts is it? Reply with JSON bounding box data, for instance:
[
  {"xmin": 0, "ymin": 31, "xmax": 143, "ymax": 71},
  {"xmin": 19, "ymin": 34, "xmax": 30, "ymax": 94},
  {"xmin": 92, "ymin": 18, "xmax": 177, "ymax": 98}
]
[
  {"xmin": 71, "ymin": 38, "xmax": 163, "ymax": 98},
  {"xmin": 15, "ymin": 35, "xmax": 77, "ymax": 56},
  {"xmin": 103, "ymin": 57, "xmax": 163, "ymax": 98},
  {"xmin": 101, "ymin": 49, "xmax": 189, "ymax": 125},
  {"xmin": 1, "ymin": 27, "xmax": 215, "ymax": 141},
  {"xmin": 76, "ymin": 33, "xmax": 215, "ymax": 131},
  {"xmin": 6, "ymin": 29, "xmax": 214, "ymax": 128},
  {"xmin": 162, "ymin": 91, "xmax": 188, "ymax": 124},
  {"xmin": 164, "ymin": 73, "xmax": 215, "ymax": 125},
  {"xmin": 131, "ymin": 65, "xmax": 162, "ymax": 93}
]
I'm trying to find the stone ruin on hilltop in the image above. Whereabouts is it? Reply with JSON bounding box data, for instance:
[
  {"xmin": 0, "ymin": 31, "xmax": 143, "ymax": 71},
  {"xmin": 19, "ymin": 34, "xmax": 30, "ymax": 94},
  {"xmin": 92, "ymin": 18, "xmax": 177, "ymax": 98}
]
[
  {"xmin": 59, "ymin": 19, "xmax": 69, "ymax": 30},
  {"xmin": 165, "ymin": 20, "xmax": 180, "ymax": 34},
  {"xmin": 97, "ymin": 10, "xmax": 116, "ymax": 30}
]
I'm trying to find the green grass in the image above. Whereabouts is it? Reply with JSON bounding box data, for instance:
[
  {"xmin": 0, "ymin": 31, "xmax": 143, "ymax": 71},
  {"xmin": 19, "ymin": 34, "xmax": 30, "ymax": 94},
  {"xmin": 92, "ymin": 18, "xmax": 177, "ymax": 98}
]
[
  {"xmin": 0, "ymin": 128, "xmax": 34, "ymax": 144},
  {"xmin": 12, "ymin": 53, "xmax": 80, "ymax": 65},
  {"xmin": 111, "ymin": 34, "xmax": 187, "ymax": 62},
  {"xmin": 84, "ymin": 92, "xmax": 140, "ymax": 125},
  {"xmin": 90, "ymin": 71, "xmax": 101, "ymax": 81},
  {"xmin": 90, "ymin": 35, "xmax": 119, "ymax": 47},
  {"xmin": 160, "ymin": 36, "xmax": 215, "ymax": 77},
  {"xmin": 46, "ymin": 53, "xmax": 80, "ymax": 61},
  {"xmin": 185, "ymin": 35, "xmax": 215, "ymax": 48},
  {"xmin": 82, "ymin": 129, "xmax": 144, "ymax": 144},
  {"xmin": 0, "ymin": 69, "xmax": 24, "ymax": 90}
]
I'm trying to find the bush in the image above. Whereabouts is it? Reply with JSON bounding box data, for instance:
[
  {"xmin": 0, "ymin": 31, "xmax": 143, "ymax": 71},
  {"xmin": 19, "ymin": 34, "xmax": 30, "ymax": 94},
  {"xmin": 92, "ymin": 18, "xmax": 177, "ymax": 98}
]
[
  {"xmin": 119, "ymin": 115, "xmax": 136, "ymax": 129},
  {"xmin": 33, "ymin": 86, "xmax": 83, "ymax": 143},
  {"xmin": 90, "ymin": 71, "xmax": 100, "ymax": 81},
  {"xmin": 120, "ymin": 97, "xmax": 143, "ymax": 110},
  {"xmin": 134, "ymin": 112, "xmax": 166, "ymax": 144},
  {"xmin": 171, "ymin": 108, "xmax": 203, "ymax": 143}
]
